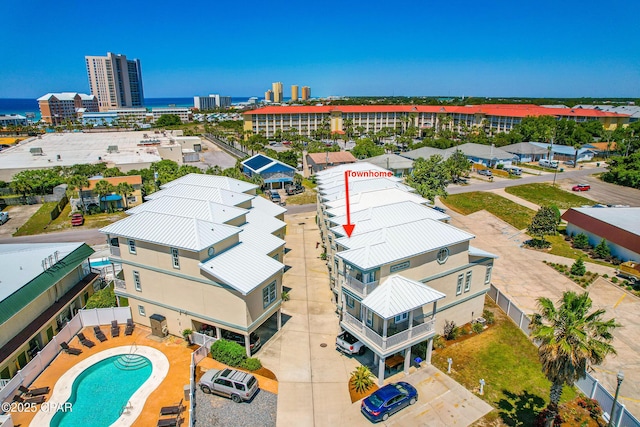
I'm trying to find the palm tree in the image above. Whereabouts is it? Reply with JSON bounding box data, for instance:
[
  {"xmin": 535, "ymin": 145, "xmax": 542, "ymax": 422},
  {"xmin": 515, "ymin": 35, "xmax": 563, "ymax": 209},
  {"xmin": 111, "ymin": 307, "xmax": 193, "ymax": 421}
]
[
  {"xmin": 68, "ymin": 175, "xmax": 89, "ymax": 212},
  {"xmin": 116, "ymin": 182, "xmax": 134, "ymax": 209},
  {"xmin": 94, "ymin": 180, "xmax": 115, "ymax": 213},
  {"xmin": 530, "ymin": 291, "xmax": 619, "ymax": 427}
]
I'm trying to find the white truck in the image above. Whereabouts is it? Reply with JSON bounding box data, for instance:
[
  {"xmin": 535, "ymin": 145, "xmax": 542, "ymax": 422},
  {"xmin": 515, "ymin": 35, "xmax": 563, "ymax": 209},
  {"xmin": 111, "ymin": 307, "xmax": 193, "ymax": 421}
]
[{"xmin": 336, "ymin": 330, "xmax": 365, "ymax": 355}]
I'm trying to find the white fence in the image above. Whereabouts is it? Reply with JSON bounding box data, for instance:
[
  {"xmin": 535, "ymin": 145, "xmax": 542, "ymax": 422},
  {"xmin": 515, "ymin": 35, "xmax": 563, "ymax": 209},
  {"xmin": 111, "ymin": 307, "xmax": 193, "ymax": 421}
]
[
  {"xmin": 488, "ymin": 284, "xmax": 639, "ymax": 427},
  {"xmin": 188, "ymin": 335, "xmax": 213, "ymax": 427},
  {"xmin": 0, "ymin": 307, "xmax": 131, "ymax": 405}
]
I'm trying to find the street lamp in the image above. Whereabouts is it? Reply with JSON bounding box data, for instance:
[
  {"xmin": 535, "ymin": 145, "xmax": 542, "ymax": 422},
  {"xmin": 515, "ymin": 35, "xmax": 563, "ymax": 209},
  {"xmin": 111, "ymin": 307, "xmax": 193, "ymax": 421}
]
[{"xmin": 608, "ymin": 371, "xmax": 624, "ymax": 427}]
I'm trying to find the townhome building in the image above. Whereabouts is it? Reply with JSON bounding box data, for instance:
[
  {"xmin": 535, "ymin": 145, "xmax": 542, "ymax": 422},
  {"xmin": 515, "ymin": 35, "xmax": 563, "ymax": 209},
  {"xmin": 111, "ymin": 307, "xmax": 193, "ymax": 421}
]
[
  {"xmin": 0, "ymin": 243, "xmax": 98, "ymax": 383},
  {"xmin": 314, "ymin": 163, "xmax": 497, "ymax": 384},
  {"xmin": 101, "ymin": 174, "xmax": 286, "ymax": 356}
]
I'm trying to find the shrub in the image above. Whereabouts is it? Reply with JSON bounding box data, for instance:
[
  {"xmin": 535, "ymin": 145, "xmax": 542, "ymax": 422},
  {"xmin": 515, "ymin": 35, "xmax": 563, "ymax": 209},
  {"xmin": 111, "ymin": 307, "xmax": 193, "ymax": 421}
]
[
  {"xmin": 240, "ymin": 357, "xmax": 262, "ymax": 371},
  {"xmin": 611, "ymin": 277, "xmax": 619, "ymax": 283},
  {"xmin": 85, "ymin": 286, "xmax": 116, "ymax": 309},
  {"xmin": 550, "ymin": 205, "xmax": 561, "ymax": 224},
  {"xmin": 577, "ymin": 397, "xmax": 602, "ymax": 419},
  {"xmin": 281, "ymin": 291, "xmax": 290, "ymax": 302},
  {"xmin": 482, "ymin": 309, "xmax": 495, "ymax": 325},
  {"xmin": 570, "ymin": 258, "xmax": 586, "ymax": 276},
  {"xmin": 471, "ymin": 322, "xmax": 484, "ymax": 334},
  {"xmin": 526, "ymin": 238, "xmax": 552, "ymax": 249},
  {"xmin": 593, "ymin": 238, "xmax": 611, "ymax": 259},
  {"xmin": 350, "ymin": 366, "xmax": 375, "ymax": 394},
  {"xmin": 443, "ymin": 320, "xmax": 460, "ymax": 340},
  {"xmin": 433, "ymin": 335, "xmax": 446, "ymax": 349},
  {"xmin": 210, "ymin": 339, "xmax": 246, "ymax": 367},
  {"xmin": 573, "ymin": 233, "xmax": 589, "ymax": 249}
]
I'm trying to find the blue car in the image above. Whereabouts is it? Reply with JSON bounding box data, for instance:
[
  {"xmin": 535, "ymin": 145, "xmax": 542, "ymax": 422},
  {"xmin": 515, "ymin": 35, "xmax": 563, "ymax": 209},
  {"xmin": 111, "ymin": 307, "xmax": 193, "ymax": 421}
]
[{"xmin": 361, "ymin": 382, "xmax": 418, "ymax": 422}]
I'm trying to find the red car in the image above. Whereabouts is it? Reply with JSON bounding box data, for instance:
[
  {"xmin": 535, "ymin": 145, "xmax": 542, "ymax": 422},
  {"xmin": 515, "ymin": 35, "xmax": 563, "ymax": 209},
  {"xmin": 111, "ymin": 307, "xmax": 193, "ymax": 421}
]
[
  {"xmin": 71, "ymin": 213, "xmax": 84, "ymax": 226},
  {"xmin": 572, "ymin": 184, "xmax": 590, "ymax": 192}
]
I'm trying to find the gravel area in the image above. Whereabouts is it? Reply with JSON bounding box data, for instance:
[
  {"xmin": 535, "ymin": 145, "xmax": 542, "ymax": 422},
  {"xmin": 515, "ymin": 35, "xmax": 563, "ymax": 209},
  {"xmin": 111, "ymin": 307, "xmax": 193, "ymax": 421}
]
[{"xmin": 195, "ymin": 388, "xmax": 277, "ymax": 427}]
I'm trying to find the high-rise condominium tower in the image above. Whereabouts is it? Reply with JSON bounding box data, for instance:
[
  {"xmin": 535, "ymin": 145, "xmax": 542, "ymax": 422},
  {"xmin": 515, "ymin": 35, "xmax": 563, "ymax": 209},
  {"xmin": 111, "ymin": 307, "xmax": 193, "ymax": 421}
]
[
  {"xmin": 301, "ymin": 86, "xmax": 311, "ymax": 101},
  {"xmin": 85, "ymin": 52, "xmax": 144, "ymax": 111},
  {"xmin": 291, "ymin": 85, "xmax": 299, "ymax": 102},
  {"xmin": 272, "ymin": 82, "xmax": 283, "ymax": 103},
  {"xmin": 265, "ymin": 89, "xmax": 273, "ymax": 102}
]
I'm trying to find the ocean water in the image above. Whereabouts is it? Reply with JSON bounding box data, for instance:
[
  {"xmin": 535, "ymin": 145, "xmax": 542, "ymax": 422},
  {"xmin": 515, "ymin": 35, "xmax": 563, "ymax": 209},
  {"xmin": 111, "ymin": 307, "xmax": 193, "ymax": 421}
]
[{"xmin": 0, "ymin": 97, "xmax": 261, "ymax": 121}]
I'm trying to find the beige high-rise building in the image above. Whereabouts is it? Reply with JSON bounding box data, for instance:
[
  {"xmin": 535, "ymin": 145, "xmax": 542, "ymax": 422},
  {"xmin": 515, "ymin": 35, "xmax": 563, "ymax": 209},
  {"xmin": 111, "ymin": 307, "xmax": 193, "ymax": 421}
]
[
  {"xmin": 265, "ymin": 89, "xmax": 273, "ymax": 102},
  {"xmin": 291, "ymin": 85, "xmax": 299, "ymax": 102},
  {"xmin": 301, "ymin": 86, "xmax": 311, "ymax": 101},
  {"xmin": 272, "ymin": 82, "xmax": 283, "ymax": 103},
  {"xmin": 85, "ymin": 52, "xmax": 144, "ymax": 112}
]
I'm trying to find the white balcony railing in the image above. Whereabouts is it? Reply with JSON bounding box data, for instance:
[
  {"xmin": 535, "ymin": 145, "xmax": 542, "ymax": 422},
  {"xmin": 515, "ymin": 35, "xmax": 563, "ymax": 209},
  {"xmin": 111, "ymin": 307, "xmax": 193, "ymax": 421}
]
[
  {"xmin": 110, "ymin": 246, "xmax": 121, "ymax": 257},
  {"xmin": 342, "ymin": 276, "xmax": 379, "ymax": 298},
  {"xmin": 114, "ymin": 279, "xmax": 126, "ymax": 291},
  {"xmin": 341, "ymin": 311, "xmax": 436, "ymax": 354}
]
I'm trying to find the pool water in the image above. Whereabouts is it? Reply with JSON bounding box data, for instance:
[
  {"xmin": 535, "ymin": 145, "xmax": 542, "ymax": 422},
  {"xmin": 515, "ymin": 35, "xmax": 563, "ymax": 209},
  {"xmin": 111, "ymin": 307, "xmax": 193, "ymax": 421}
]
[
  {"xmin": 50, "ymin": 355, "xmax": 152, "ymax": 427},
  {"xmin": 90, "ymin": 259, "xmax": 111, "ymax": 268}
]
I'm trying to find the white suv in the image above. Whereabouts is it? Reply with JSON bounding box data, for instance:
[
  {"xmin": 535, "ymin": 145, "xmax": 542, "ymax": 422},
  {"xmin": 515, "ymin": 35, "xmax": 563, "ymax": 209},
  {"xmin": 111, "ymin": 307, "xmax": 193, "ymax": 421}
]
[{"xmin": 198, "ymin": 368, "xmax": 259, "ymax": 403}]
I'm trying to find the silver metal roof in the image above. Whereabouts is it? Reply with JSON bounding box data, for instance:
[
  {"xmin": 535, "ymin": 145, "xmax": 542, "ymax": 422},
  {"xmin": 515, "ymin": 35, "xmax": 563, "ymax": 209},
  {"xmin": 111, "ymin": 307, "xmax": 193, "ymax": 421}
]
[
  {"xmin": 316, "ymin": 162, "xmax": 387, "ymax": 181},
  {"xmin": 145, "ymin": 184, "xmax": 254, "ymax": 206},
  {"xmin": 100, "ymin": 211, "xmax": 240, "ymax": 251},
  {"xmin": 160, "ymin": 173, "xmax": 257, "ymax": 194},
  {"xmin": 501, "ymin": 142, "xmax": 549, "ymax": 156},
  {"xmin": 126, "ymin": 196, "xmax": 248, "ymax": 224},
  {"xmin": 325, "ymin": 188, "xmax": 431, "ymax": 218},
  {"xmin": 401, "ymin": 147, "xmax": 451, "ymax": 161},
  {"xmin": 361, "ymin": 275, "xmax": 446, "ymax": 319},
  {"xmin": 244, "ymin": 209, "xmax": 286, "ymax": 235},
  {"xmin": 320, "ymin": 179, "xmax": 414, "ymax": 202},
  {"xmin": 468, "ymin": 246, "xmax": 499, "ymax": 259},
  {"xmin": 572, "ymin": 207, "xmax": 640, "ymax": 237},
  {"xmin": 445, "ymin": 143, "xmax": 518, "ymax": 161},
  {"xmin": 0, "ymin": 242, "xmax": 85, "ymax": 302},
  {"xmin": 239, "ymin": 226, "xmax": 285, "ymax": 254},
  {"xmin": 360, "ymin": 154, "xmax": 414, "ymax": 170},
  {"xmin": 336, "ymin": 218, "xmax": 474, "ymax": 270},
  {"xmin": 200, "ymin": 245, "xmax": 283, "ymax": 295},
  {"xmin": 250, "ymin": 195, "xmax": 287, "ymax": 217},
  {"xmin": 329, "ymin": 201, "xmax": 449, "ymax": 237}
]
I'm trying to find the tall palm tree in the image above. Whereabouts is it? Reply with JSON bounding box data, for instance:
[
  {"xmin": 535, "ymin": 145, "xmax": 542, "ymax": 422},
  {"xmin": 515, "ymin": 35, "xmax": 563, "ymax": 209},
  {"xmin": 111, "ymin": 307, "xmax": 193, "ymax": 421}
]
[
  {"xmin": 116, "ymin": 182, "xmax": 135, "ymax": 210},
  {"xmin": 530, "ymin": 291, "xmax": 619, "ymax": 427},
  {"xmin": 94, "ymin": 180, "xmax": 115, "ymax": 213},
  {"xmin": 68, "ymin": 175, "xmax": 89, "ymax": 212}
]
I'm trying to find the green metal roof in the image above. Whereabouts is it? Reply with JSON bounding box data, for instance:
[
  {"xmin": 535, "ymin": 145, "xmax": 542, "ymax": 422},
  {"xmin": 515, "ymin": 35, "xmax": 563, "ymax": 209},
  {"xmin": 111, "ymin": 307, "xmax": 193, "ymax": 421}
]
[{"xmin": 0, "ymin": 243, "xmax": 94, "ymax": 324}]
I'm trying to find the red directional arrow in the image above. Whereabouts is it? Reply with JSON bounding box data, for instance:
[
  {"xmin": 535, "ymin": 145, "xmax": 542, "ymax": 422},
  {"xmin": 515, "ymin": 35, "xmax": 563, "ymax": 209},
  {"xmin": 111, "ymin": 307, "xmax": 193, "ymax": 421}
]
[{"xmin": 342, "ymin": 170, "xmax": 355, "ymax": 237}]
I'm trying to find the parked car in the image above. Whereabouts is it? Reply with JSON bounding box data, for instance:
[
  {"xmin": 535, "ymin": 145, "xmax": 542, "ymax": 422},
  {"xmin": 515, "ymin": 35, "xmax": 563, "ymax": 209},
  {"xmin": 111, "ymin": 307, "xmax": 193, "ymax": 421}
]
[
  {"xmin": 269, "ymin": 191, "xmax": 282, "ymax": 203},
  {"xmin": 477, "ymin": 169, "xmax": 492, "ymax": 176},
  {"xmin": 572, "ymin": 184, "xmax": 590, "ymax": 192},
  {"xmin": 563, "ymin": 160, "xmax": 575, "ymax": 167},
  {"xmin": 285, "ymin": 184, "xmax": 304, "ymax": 195},
  {"xmin": 336, "ymin": 330, "xmax": 365, "ymax": 355},
  {"xmin": 221, "ymin": 330, "xmax": 262, "ymax": 353},
  {"xmin": 0, "ymin": 211, "xmax": 8, "ymax": 225},
  {"xmin": 71, "ymin": 213, "xmax": 84, "ymax": 226},
  {"xmin": 361, "ymin": 382, "xmax": 418, "ymax": 422},
  {"xmin": 198, "ymin": 368, "xmax": 259, "ymax": 403},
  {"xmin": 432, "ymin": 206, "xmax": 446, "ymax": 214}
]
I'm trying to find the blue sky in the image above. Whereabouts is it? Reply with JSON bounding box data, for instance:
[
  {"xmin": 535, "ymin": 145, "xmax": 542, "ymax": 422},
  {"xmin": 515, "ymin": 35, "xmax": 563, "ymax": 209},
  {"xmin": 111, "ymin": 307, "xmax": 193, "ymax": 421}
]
[{"xmin": 1, "ymin": 0, "xmax": 639, "ymax": 98}]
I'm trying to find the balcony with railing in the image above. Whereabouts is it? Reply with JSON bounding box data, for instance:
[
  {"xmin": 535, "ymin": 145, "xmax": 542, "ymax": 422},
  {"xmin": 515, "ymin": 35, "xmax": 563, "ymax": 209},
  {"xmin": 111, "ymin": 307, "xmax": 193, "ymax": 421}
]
[
  {"xmin": 341, "ymin": 275, "xmax": 379, "ymax": 298},
  {"xmin": 341, "ymin": 311, "xmax": 436, "ymax": 357},
  {"xmin": 109, "ymin": 245, "xmax": 121, "ymax": 257},
  {"xmin": 114, "ymin": 279, "xmax": 126, "ymax": 291}
]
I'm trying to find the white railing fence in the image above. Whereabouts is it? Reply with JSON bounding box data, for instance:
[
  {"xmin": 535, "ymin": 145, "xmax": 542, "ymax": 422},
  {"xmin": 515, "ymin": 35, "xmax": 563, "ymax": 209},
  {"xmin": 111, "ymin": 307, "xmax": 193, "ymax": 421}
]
[
  {"xmin": 0, "ymin": 307, "xmax": 131, "ymax": 405},
  {"xmin": 488, "ymin": 284, "xmax": 639, "ymax": 427},
  {"xmin": 188, "ymin": 335, "xmax": 212, "ymax": 427}
]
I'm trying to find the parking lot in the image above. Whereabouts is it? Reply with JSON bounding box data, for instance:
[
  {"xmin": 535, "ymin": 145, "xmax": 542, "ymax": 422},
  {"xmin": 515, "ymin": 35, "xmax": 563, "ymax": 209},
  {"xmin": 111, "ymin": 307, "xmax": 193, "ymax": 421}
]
[
  {"xmin": 195, "ymin": 387, "xmax": 277, "ymax": 427},
  {"xmin": 0, "ymin": 204, "xmax": 40, "ymax": 237}
]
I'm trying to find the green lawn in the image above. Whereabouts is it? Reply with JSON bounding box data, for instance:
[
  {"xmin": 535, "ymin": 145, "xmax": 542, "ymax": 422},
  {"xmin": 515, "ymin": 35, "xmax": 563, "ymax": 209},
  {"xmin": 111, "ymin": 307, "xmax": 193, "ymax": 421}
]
[
  {"xmin": 443, "ymin": 192, "xmax": 535, "ymax": 230},
  {"xmin": 286, "ymin": 189, "xmax": 317, "ymax": 205},
  {"xmin": 434, "ymin": 300, "xmax": 576, "ymax": 426},
  {"xmin": 505, "ymin": 183, "xmax": 596, "ymax": 209},
  {"xmin": 14, "ymin": 202, "xmax": 59, "ymax": 236}
]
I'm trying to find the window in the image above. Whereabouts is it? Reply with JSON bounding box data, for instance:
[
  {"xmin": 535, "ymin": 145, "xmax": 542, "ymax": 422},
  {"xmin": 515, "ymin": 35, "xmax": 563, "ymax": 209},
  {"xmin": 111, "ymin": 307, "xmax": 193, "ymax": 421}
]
[
  {"xmin": 346, "ymin": 295, "xmax": 355, "ymax": 309},
  {"xmin": 138, "ymin": 305, "xmax": 146, "ymax": 316},
  {"xmin": 128, "ymin": 239, "xmax": 136, "ymax": 254},
  {"xmin": 208, "ymin": 247, "xmax": 215, "ymax": 257},
  {"xmin": 394, "ymin": 312, "xmax": 408, "ymax": 324},
  {"xmin": 214, "ymin": 379, "xmax": 233, "ymax": 387},
  {"xmin": 465, "ymin": 271, "xmax": 472, "ymax": 292},
  {"xmin": 435, "ymin": 248, "xmax": 449, "ymax": 265},
  {"xmin": 133, "ymin": 271, "xmax": 141, "ymax": 291},
  {"xmin": 390, "ymin": 261, "xmax": 410, "ymax": 273},
  {"xmin": 262, "ymin": 281, "xmax": 277, "ymax": 308},
  {"xmin": 485, "ymin": 266, "xmax": 492, "ymax": 284},
  {"xmin": 366, "ymin": 309, "xmax": 373, "ymax": 327},
  {"xmin": 171, "ymin": 248, "xmax": 179, "ymax": 269},
  {"xmin": 234, "ymin": 382, "xmax": 246, "ymax": 391},
  {"xmin": 456, "ymin": 274, "xmax": 463, "ymax": 295}
]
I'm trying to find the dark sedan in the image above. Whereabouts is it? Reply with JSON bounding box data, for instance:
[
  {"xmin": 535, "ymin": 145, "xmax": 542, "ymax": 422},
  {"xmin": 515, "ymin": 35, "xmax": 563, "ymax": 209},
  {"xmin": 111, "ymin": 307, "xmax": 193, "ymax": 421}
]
[{"xmin": 361, "ymin": 382, "xmax": 418, "ymax": 422}]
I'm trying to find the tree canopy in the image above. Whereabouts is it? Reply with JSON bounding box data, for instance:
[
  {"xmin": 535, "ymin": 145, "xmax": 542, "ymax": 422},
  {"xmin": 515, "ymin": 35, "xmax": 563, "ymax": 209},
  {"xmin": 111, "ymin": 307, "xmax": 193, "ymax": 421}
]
[
  {"xmin": 601, "ymin": 152, "xmax": 640, "ymax": 189},
  {"xmin": 351, "ymin": 138, "xmax": 384, "ymax": 159},
  {"xmin": 406, "ymin": 155, "xmax": 449, "ymax": 203},
  {"xmin": 155, "ymin": 114, "xmax": 182, "ymax": 127},
  {"xmin": 527, "ymin": 206, "xmax": 558, "ymax": 243}
]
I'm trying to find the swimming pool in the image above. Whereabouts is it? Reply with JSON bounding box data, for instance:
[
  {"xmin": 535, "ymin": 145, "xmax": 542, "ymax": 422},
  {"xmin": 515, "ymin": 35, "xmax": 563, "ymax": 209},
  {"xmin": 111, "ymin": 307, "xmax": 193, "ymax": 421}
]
[
  {"xmin": 50, "ymin": 355, "xmax": 151, "ymax": 427},
  {"xmin": 30, "ymin": 346, "xmax": 170, "ymax": 427},
  {"xmin": 89, "ymin": 258, "xmax": 111, "ymax": 268}
]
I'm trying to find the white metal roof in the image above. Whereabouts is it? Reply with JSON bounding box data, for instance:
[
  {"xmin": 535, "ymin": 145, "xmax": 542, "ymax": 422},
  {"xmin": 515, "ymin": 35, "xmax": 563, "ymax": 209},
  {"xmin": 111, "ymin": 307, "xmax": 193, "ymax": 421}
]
[
  {"xmin": 145, "ymin": 184, "xmax": 254, "ymax": 206},
  {"xmin": 572, "ymin": 207, "xmax": 640, "ymax": 236},
  {"xmin": 315, "ymin": 162, "xmax": 385, "ymax": 181},
  {"xmin": 401, "ymin": 147, "xmax": 451, "ymax": 161},
  {"xmin": 244, "ymin": 208, "xmax": 286, "ymax": 235},
  {"xmin": 361, "ymin": 275, "xmax": 446, "ymax": 319},
  {"xmin": 0, "ymin": 242, "xmax": 85, "ymax": 301},
  {"xmin": 468, "ymin": 246, "xmax": 499, "ymax": 259},
  {"xmin": 238, "ymin": 226, "xmax": 285, "ymax": 254},
  {"xmin": 126, "ymin": 196, "xmax": 248, "ymax": 224},
  {"xmin": 445, "ymin": 143, "xmax": 517, "ymax": 161},
  {"xmin": 250, "ymin": 195, "xmax": 287, "ymax": 217},
  {"xmin": 200, "ymin": 245, "xmax": 283, "ymax": 295},
  {"xmin": 360, "ymin": 154, "xmax": 414, "ymax": 170},
  {"xmin": 320, "ymin": 179, "xmax": 414, "ymax": 202},
  {"xmin": 325, "ymin": 188, "xmax": 432, "ymax": 217},
  {"xmin": 336, "ymin": 218, "xmax": 474, "ymax": 270},
  {"xmin": 100, "ymin": 211, "xmax": 240, "ymax": 251},
  {"xmin": 160, "ymin": 173, "xmax": 257, "ymax": 194},
  {"xmin": 329, "ymin": 201, "xmax": 449, "ymax": 237},
  {"xmin": 36, "ymin": 92, "xmax": 95, "ymax": 102}
]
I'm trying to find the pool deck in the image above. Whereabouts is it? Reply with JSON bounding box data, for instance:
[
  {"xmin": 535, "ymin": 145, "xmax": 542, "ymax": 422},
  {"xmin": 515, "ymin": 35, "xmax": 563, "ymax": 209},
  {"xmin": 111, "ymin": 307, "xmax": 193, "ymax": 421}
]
[{"xmin": 9, "ymin": 324, "xmax": 279, "ymax": 426}]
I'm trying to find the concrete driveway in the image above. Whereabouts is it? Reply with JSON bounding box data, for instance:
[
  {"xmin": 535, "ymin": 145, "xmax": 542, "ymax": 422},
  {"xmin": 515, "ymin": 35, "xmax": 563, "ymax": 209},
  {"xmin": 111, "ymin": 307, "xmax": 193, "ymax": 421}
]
[
  {"xmin": 259, "ymin": 212, "xmax": 493, "ymax": 427},
  {"xmin": 0, "ymin": 204, "xmax": 40, "ymax": 237}
]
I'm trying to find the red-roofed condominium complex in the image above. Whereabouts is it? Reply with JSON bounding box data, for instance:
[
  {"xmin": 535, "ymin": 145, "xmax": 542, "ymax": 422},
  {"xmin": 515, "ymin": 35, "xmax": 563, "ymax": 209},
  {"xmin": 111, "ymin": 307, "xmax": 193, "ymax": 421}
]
[{"xmin": 243, "ymin": 104, "xmax": 629, "ymax": 138}]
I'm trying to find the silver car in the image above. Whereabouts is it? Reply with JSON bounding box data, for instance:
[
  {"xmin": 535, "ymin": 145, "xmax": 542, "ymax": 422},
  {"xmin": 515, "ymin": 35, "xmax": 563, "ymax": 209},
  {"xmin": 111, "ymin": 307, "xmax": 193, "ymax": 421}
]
[
  {"xmin": 0, "ymin": 212, "xmax": 8, "ymax": 225},
  {"xmin": 198, "ymin": 368, "xmax": 259, "ymax": 403}
]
